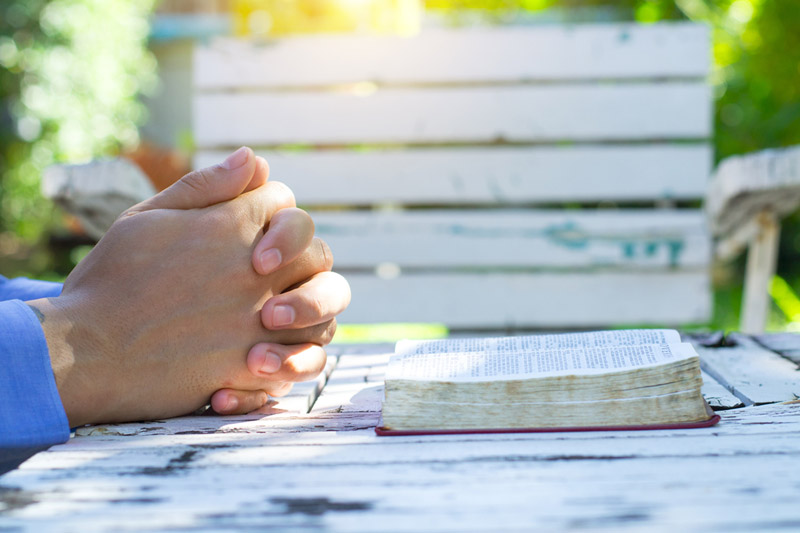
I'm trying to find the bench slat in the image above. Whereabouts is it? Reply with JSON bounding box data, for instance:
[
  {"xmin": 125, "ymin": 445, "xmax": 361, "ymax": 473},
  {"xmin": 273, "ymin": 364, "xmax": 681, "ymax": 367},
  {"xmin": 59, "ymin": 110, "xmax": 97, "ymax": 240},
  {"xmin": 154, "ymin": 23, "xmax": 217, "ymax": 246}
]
[
  {"xmin": 195, "ymin": 144, "xmax": 711, "ymax": 205},
  {"xmin": 337, "ymin": 271, "xmax": 710, "ymax": 327},
  {"xmin": 313, "ymin": 209, "xmax": 710, "ymax": 268},
  {"xmin": 194, "ymin": 83, "xmax": 711, "ymax": 147},
  {"xmin": 195, "ymin": 24, "xmax": 709, "ymax": 89}
]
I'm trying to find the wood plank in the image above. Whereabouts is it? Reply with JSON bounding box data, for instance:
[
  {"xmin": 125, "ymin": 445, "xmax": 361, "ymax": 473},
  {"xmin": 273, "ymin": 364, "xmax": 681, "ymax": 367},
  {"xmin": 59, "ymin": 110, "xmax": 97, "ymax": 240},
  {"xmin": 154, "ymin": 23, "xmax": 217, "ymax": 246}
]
[
  {"xmin": 312, "ymin": 209, "xmax": 710, "ymax": 269},
  {"xmin": 22, "ymin": 401, "xmax": 800, "ymax": 449},
  {"xmin": 753, "ymin": 332, "xmax": 800, "ymax": 365},
  {"xmin": 336, "ymin": 271, "xmax": 711, "ymax": 327},
  {"xmin": 28, "ymin": 409, "xmax": 800, "ymax": 470},
  {"xmin": 6, "ymin": 453, "xmax": 800, "ymax": 532},
  {"xmin": 5, "ymin": 403, "xmax": 800, "ymax": 532},
  {"xmin": 697, "ymin": 334, "xmax": 800, "ymax": 405},
  {"xmin": 194, "ymin": 24, "xmax": 709, "ymax": 89},
  {"xmin": 194, "ymin": 144, "xmax": 712, "ymax": 205},
  {"xmin": 311, "ymin": 353, "xmax": 391, "ymax": 414},
  {"xmin": 193, "ymin": 83, "xmax": 711, "ymax": 147},
  {"xmin": 700, "ymin": 370, "xmax": 744, "ymax": 410}
]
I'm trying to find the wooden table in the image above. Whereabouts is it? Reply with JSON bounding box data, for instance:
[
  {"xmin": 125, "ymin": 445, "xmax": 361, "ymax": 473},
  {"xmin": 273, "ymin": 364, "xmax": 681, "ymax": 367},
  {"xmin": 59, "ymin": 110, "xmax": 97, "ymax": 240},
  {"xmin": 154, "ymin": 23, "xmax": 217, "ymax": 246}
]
[{"xmin": 2, "ymin": 334, "xmax": 800, "ymax": 531}]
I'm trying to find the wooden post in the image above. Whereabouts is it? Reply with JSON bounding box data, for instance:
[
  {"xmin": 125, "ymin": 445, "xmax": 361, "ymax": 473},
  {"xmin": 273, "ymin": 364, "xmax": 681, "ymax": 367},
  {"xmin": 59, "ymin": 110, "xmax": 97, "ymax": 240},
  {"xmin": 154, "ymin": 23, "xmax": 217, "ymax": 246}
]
[{"xmin": 740, "ymin": 212, "xmax": 781, "ymax": 334}]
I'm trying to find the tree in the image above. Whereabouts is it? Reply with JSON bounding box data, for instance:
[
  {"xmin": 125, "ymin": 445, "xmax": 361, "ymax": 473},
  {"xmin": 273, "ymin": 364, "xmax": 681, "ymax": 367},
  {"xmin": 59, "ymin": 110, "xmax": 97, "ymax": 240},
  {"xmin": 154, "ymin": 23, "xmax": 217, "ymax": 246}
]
[{"xmin": 0, "ymin": 0, "xmax": 156, "ymax": 278}]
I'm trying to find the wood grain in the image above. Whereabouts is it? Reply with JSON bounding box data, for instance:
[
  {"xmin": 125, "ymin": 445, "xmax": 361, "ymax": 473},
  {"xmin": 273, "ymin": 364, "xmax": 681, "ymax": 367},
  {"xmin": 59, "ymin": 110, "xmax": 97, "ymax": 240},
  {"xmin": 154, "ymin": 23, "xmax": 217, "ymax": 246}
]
[
  {"xmin": 338, "ymin": 271, "xmax": 711, "ymax": 328},
  {"xmin": 194, "ymin": 83, "xmax": 712, "ymax": 147},
  {"xmin": 194, "ymin": 144, "xmax": 712, "ymax": 205},
  {"xmin": 312, "ymin": 209, "xmax": 710, "ymax": 269},
  {"xmin": 3, "ymin": 344, "xmax": 799, "ymax": 533},
  {"xmin": 195, "ymin": 24, "xmax": 709, "ymax": 89},
  {"xmin": 697, "ymin": 334, "xmax": 800, "ymax": 405},
  {"xmin": 753, "ymin": 333, "xmax": 800, "ymax": 365}
]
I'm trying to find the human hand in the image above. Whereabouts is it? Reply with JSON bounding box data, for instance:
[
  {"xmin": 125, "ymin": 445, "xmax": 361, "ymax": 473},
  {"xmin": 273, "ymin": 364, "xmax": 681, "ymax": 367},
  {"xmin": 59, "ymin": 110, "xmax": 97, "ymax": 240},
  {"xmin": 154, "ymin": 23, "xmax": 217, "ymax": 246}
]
[
  {"xmin": 153, "ymin": 150, "xmax": 351, "ymax": 416},
  {"xmin": 30, "ymin": 148, "xmax": 350, "ymax": 426},
  {"xmin": 156, "ymin": 148, "xmax": 350, "ymax": 415},
  {"xmin": 209, "ymin": 204, "xmax": 350, "ymax": 415}
]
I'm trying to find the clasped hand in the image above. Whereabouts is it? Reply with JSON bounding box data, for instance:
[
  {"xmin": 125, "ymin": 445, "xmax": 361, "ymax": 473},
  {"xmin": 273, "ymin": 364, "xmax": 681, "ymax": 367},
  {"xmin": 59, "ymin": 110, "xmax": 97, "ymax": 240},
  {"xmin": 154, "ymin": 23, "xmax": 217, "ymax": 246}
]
[{"xmin": 29, "ymin": 147, "xmax": 351, "ymax": 427}]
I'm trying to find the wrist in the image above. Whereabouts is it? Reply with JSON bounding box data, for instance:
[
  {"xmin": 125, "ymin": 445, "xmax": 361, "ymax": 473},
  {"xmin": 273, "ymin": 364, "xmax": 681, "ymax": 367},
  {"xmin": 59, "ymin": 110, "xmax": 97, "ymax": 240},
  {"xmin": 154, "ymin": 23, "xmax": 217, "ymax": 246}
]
[{"xmin": 27, "ymin": 297, "xmax": 113, "ymax": 427}]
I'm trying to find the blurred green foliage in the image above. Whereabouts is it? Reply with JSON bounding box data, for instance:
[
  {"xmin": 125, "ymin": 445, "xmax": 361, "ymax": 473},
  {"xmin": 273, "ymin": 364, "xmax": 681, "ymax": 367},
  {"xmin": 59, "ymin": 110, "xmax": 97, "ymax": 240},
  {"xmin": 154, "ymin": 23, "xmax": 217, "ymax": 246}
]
[{"xmin": 0, "ymin": 0, "xmax": 156, "ymax": 279}]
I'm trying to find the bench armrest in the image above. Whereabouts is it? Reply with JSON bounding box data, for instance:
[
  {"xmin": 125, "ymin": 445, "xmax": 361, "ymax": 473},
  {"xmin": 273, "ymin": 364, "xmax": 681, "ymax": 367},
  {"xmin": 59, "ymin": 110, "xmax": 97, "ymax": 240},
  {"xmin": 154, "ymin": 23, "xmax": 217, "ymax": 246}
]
[
  {"xmin": 707, "ymin": 145, "xmax": 800, "ymax": 333},
  {"xmin": 707, "ymin": 145, "xmax": 800, "ymax": 240}
]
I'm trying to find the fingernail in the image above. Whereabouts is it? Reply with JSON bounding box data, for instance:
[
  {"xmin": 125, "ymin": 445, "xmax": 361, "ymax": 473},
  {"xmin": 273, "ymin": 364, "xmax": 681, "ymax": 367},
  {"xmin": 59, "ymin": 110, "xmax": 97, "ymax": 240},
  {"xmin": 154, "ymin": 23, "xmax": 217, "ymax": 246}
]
[
  {"xmin": 259, "ymin": 248, "xmax": 282, "ymax": 273},
  {"xmin": 260, "ymin": 352, "xmax": 282, "ymax": 374},
  {"xmin": 272, "ymin": 305, "xmax": 295, "ymax": 327},
  {"xmin": 225, "ymin": 395, "xmax": 238, "ymax": 411},
  {"xmin": 221, "ymin": 146, "xmax": 249, "ymax": 170}
]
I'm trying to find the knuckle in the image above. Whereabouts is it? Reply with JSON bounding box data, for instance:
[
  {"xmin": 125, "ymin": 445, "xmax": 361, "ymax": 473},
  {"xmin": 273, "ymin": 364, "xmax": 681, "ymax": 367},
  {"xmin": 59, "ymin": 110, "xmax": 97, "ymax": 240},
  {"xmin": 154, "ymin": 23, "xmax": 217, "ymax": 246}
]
[
  {"xmin": 266, "ymin": 181, "xmax": 296, "ymax": 208},
  {"xmin": 315, "ymin": 238, "xmax": 334, "ymax": 271},
  {"xmin": 289, "ymin": 207, "xmax": 315, "ymax": 236},
  {"xmin": 298, "ymin": 208, "xmax": 314, "ymax": 232},
  {"xmin": 322, "ymin": 319, "xmax": 337, "ymax": 346},
  {"xmin": 119, "ymin": 206, "xmax": 138, "ymax": 219},
  {"xmin": 308, "ymin": 291, "xmax": 326, "ymax": 318},
  {"xmin": 275, "ymin": 207, "xmax": 314, "ymax": 235},
  {"xmin": 310, "ymin": 319, "xmax": 336, "ymax": 346},
  {"xmin": 282, "ymin": 354, "xmax": 304, "ymax": 375},
  {"xmin": 183, "ymin": 168, "xmax": 214, "ymax": 195},
  {"xmin": 334, "ymin": 273, "xmax": 352, "ymax": 306},
  {"xmin": 200, "ymin": 206, "xmax": 234, "ymax": 238},
  {"xmin": 298, "ymin": 320, "xmax": 336, "ymax": 347}
]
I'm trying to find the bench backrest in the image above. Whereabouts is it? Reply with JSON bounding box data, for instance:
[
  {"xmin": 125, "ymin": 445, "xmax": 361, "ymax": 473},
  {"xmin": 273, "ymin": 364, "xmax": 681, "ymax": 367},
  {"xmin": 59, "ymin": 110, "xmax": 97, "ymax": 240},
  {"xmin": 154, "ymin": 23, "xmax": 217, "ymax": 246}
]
[{"xmin": 193, "ymin": 22, "xmax": 712, "ymax": 330}]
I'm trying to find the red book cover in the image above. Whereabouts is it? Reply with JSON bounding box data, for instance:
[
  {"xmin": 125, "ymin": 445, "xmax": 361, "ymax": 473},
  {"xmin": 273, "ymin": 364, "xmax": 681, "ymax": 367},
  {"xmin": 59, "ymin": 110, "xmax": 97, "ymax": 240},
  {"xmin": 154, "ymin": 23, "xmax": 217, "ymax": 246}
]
[{"xmin": 375, "ymin": 413, "xmax": 721, "ymax": 436}]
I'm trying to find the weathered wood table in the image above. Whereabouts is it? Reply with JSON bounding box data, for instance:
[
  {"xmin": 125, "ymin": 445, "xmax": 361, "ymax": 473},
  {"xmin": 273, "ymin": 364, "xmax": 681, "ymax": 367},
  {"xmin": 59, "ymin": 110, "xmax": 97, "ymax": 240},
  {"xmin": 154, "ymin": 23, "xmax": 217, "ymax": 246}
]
[{"xmin": 2, "ymin": 334, "xmax": 800, "ymax": 532}]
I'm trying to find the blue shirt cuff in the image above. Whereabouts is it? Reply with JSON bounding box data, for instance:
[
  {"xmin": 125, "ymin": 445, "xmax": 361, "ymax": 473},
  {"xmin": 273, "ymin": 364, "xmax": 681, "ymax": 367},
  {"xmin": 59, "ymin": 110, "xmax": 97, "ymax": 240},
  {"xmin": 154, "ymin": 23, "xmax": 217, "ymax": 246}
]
[
  {"xmin": 0, "ymin": 275, "xmax": 62, "ymax": 302},
  {"xmin": 0, "ymin": 300, "xmax": 70, "ymax": 449}
]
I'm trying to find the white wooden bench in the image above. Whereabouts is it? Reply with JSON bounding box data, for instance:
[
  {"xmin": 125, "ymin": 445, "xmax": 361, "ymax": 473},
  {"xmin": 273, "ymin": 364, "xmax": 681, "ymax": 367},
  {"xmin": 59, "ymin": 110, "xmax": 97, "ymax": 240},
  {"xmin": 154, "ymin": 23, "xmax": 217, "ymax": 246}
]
[
  {"xmin": 708, "ymin": 145, "xmax": 800, "ymax": 333},
  {"xmin": 193, "ymin": 22, "xmax": 714, "ymax": 330}
]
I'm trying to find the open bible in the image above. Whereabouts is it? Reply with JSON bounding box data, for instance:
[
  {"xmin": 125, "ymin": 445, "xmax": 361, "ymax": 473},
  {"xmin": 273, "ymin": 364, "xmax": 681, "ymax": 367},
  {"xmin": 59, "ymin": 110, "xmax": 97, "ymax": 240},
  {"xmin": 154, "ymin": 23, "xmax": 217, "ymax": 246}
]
[{"xmin": 377, "ymin": 329, "xmax": 719, "ymax": 435}]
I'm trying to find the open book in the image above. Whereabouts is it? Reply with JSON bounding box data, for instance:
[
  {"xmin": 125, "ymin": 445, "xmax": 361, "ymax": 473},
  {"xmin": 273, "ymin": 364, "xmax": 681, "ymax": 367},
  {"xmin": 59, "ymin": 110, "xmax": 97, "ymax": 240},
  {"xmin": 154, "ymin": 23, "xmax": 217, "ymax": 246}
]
[{"xmin": 377, "ymin": 329, "xmax": 719, "ymax": 435}]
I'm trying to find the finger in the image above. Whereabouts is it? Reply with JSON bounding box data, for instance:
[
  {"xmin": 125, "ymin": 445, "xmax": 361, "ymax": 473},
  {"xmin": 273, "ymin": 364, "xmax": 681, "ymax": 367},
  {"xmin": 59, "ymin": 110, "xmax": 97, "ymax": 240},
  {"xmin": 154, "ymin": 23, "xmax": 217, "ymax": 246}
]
[
  {"xmin": 129, "ymin": 147, "xmax": 257, "ymax": 213},
  {"xmin": 262, "ymin": 271, "xmax": 351, "ymax": 330},
  {"xmin": 266, "ymin": 237, "xmax": 335, "ymax": 296},
  {"xmin": 247, "ymin": 342, "xmax": 328, "ymax": 382},
  {"xmin": 209, "ymin": 388, "xmax": 268, "ymax": 415},
  {"xmin": 236, "ymin": 179, "xmax": 297, "ymax": 232},
  {"xmin": 252, "ymin": 207, "xmax": 315, "ymax": 275},
  {"xmin": 209, "ymin": 381, "xmax": 295, "ymax": 415},
  {"xmin": 248, "ymin": 319, "xmax": 338, "ymax": 347},
  {"xmin": 243, "ymin": 155, "xmax": 270, "ymax": 193}
]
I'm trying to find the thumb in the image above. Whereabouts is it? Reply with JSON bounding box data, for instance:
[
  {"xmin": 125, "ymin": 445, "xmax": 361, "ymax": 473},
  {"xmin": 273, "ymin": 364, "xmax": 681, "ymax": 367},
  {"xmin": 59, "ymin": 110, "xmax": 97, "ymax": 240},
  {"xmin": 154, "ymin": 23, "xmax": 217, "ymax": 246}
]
[{"xmin": 130, "ymin": 147, "xmax": 257, "ymax": 213}]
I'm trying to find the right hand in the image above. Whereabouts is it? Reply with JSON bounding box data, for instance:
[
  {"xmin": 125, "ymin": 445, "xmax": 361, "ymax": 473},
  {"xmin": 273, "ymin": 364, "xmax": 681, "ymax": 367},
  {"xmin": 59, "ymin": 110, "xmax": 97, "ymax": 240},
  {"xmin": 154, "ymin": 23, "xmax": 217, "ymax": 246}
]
[{"xmin": 31, "ymin": 148, "xmax": 350, "ymax": 426}]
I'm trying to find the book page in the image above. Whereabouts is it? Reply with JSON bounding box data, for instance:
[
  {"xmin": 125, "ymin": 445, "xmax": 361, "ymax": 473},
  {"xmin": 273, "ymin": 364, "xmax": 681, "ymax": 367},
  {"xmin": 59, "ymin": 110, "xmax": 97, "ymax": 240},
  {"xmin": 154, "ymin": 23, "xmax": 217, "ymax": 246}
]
[
  {"xmin": 386, "ymin": 342, "xmax": 698, "ymax": 382},
  {"xmin": 396, "ymin": 329, "xmax": 681, "ymax": 356}
]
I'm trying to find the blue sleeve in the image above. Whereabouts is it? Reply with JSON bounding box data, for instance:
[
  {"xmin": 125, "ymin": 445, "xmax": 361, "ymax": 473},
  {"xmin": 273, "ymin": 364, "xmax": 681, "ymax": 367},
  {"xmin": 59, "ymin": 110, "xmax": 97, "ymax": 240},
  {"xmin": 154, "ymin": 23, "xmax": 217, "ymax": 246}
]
[
  {"xmin": 0, "ymin": 278, "xmax": 70, "ymax": 473},
  {"xmin": 0, "ymin": 275, "xmax": 62, "ymax": 302}
]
